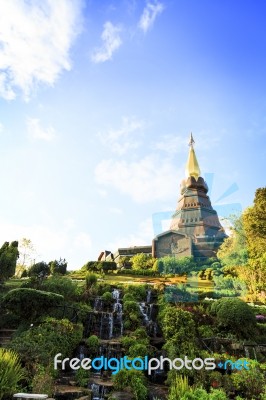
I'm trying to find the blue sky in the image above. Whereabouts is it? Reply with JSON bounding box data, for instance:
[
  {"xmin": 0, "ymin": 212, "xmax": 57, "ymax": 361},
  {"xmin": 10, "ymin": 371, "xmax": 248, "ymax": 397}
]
[{"xmin": 0, "ymin": 0, "xmax": 265, "ymax": 269}]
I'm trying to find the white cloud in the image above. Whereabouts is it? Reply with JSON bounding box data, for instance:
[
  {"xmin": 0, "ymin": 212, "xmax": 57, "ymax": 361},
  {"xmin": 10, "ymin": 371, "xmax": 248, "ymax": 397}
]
[
  {"xmin": 0, "ymin": 219, "xmax": 92, "ymax": 269},
  {"xmin": 0, "ymin": 122, "xmax": 4, "ymax": 134},
  {"xmin": 74, "ymin": 232, "xmax": 92, "ymax": 249},
  {"xmin": 107, "ymin": 218, "xmax": 153, "ymax": 251},
  {"xmin": 109, "ymin": 207, "xmax": 123, "ymax": 215},
  {"xmin": 138, "ymin": 1, "xmax": 164, "ymax": 33},
  {"xmin": 27, "ymin": 117, "xmax": 56, "ymax": 141},
  {"xmin": 153, "ymin": 134, "xmax": 188, "ymax": 154},
  {"xmin": 99, "ymin": 116, "xmax": 144, "ymax": 155},
  {"xmin": 0, "ymin": 0, "xmax": 82, "ymax": 100},
  {"xmin": 91, "ymin": 21, "xmax": 122, "ymax": 63},
  {"xmin": 95, "ymin": 155, "xmax": 183, "ymax": 203}
]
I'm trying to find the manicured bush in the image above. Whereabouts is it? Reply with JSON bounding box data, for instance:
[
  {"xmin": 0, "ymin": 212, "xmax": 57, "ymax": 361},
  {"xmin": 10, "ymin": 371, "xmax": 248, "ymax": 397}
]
[
  {"xmin": 2, "ymin": 288, "xmax": 64, "ymax": 321},
  {"xmin": 118, "ymin": 268, "xmax": 159, "ymax": 276},
  {"xmin": 211, "ymin": 298, "xmax": 256, "ymax": 338},
  {"xmin": 82, "ymin": 261, "xmax": 116, "ymax": 273}
]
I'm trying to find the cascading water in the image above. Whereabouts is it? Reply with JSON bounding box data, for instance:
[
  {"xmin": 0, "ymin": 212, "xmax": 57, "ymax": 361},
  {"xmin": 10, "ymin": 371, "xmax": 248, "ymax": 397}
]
[
  {"xmin": 139, "ymin": 302, "xmax": 150, "ymax": 325},
  {"xmin": 147, "ymin": 288, "xmax": 152, "ymax": 303},
  {"xmin": 91, "ymin": 383, "xmax": 108, "ymax": 400},
  {"xmin": 112, "ymin": 288, "xmax": 123, "ymax": 337}
]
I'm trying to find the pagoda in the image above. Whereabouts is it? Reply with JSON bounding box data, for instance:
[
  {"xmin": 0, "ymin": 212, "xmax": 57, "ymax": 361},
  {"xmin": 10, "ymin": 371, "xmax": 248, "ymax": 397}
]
[{"xmin": 152, "ymin": 134, "xmax": 227, "ymax": 261}]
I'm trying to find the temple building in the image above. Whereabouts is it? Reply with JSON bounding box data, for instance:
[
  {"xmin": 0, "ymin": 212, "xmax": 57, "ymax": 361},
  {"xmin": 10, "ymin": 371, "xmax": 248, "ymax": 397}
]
[{"xmin": 99, "ymin": 134, "xmax": 227, "ymax": 264}]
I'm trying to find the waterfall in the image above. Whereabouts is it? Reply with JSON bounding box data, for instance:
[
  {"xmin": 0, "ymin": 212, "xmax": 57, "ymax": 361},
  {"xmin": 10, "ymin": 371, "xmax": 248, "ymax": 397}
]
[
  {"xmin": 139, "ymin": 302, "xmax": 150, "ymax": 325},
  {"xmin": 112, "ymin": 288, "xmax": 123, "ymax": 337},
  {"xmin": 78, "ymin": 344, "xmax": 85, "ymax": 360},
  {"xmin": 147, "ymin": 289, "xmax": 152, "ymax": 303},
  {"xmin": 91, "ymin": 383, "xmax": 107, "ymax": 400},
  {"xmin": 109, "ymin": 312, "xmax": 113, "ymax": 339}
]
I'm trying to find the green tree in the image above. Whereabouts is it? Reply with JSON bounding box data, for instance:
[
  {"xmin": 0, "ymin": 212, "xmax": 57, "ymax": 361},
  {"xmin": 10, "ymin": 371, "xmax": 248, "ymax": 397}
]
[
  {"xmin": 131, "ymin": 253, "xmax": 155, "ymax": 270},
  {"xmin": 159, "ymin": 256, "xmax": 195, "ymax": 275},
  {"xmin": 217, "ymin": 215, "xmax": 248, "ymax": 267},
  {"xmin": 242, "ymin": 188, "xmax": 266, "ymax": 294},
  {"xmin": 17, "ymin": 238, "xmax": 36, "ymax": 268},
  {"xmin": 0, "ymin": 241, "xmax": 19, "ymax": 282},
  {"xmin": 28, "ymin": 261, "xmax": 50, "ymax": 277},
  {"xmin": 49, "ymin": 258, "xmax": 67, "ymax": 275},
  {"xmin": 160, "ymin": 306, "xmax": 196, "ymax": 358}
]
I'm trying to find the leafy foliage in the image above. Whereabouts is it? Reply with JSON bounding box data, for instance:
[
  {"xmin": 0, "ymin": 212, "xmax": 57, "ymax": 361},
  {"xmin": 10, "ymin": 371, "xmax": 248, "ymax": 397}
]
[
  {"xmin": 28, "ymin": 261, "xmax": 50, "ymax": 277},
  {"xmin": 82, "ymin": 261, "xmax": 117, "ymax": 273},
  {"xmin": 0, "ymin": 241, "xmax": 19, "ymax": 282},
  {"xmin": 10, "ymin": 318, "xmax": 83, "ymax": 371},
  {"xmin": 160, "ymin": 306, "xmax": 196, "ymax": 358},
  {"xmin": 217, "ymin": 215, "xmax": 248, "ymax": 267},
  {"xmin": 2, "ymin": 288, "xmax": 64, "ymax": 321},
  {"xmin": 86, "ymin": 335, "xmax": 100, "ymax": 353},
  {"xmin": 158, "ymin": 256, "xmax": 195, "ymax": 275},
  {"xmin": 49, "ymin": 258, "xmax": 67, "ymax": 275},
  {"xmin": 211, "ymin": 298, "xmax": 256, "ymax": 338},
  {"xmin": 0, "ymin": 348, "xmax": 25, "ymax": 400},
  {"xmin": 130, "ymin": 253, "xmax": 155, "ymax": 270},
  {"xmin": 112, "ymin": 369, "xmax": 147, "ymax": 400}
]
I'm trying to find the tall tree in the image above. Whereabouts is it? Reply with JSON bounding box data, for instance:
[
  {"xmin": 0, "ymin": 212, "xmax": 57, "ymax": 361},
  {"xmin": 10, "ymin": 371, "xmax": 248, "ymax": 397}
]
[
  {"xmin": 0, "ymin": 241, "xmax": 19, "ymax": 282},
  {"xmin": 17, "ymin": 238, "xmax": 36, "ymax": 268},
  {"xmin": 242, "ymin": 188, "xmax": 266, "ymax": 294},
  {"xmin": 217, "ymin": 215, "xmax": 248, "ymax": 267}
]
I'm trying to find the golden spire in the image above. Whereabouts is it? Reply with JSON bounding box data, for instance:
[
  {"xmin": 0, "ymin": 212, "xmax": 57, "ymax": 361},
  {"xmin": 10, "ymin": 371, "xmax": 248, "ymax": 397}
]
[{"xmin": 185, "ymin": 133, "xmax": 201, "ymax": 180}]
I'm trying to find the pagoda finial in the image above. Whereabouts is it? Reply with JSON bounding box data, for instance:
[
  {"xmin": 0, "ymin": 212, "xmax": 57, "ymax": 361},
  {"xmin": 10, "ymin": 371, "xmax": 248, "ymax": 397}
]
[
  {"xmin": 185, "ymin": 133, "xmax": 201, "ymax": 180},
  {"xmin": 189, "ymin": 132, "xmax": 195, "ymax": 147}
]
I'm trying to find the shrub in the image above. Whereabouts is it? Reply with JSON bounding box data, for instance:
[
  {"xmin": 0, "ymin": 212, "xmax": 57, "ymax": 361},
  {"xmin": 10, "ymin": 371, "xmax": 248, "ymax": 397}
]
[
  {"xmin": 86, "ymin": 335, "xmax": 100, "ymax": 353},
  {"xmin": 75, "ymin": 367, "xmax": 90, "ymax": 387},
  {"xmin": 101, "ymin": 291, "xmax": 113, "ymax": 303},
  {"xmin": 0, "ymin": 348, "xmax": 25, "ymax": 400},
  {"xmin": 211, "ymin": 298, "xmax": 256, "ymax": 338},
  {"xmin": 121, "ymin": 336, "xmax": 135, "ymax": 350},
  {"xmin": 28, "ymin": 261, "xmax": 50, "ymax": 277},
  {"xmin": 123, "ymin": 293, "xmax": 135, "ymax": 302},
  {"xmin": 125, "ymin": 285, "xmax": 147, "ymax": 301},
  {"xmin": 123, "ymin": 300, "xmax": 140, "ymax": 314},
  {"xmin": 112, "ymin": 369, "xmax": 147, "ymax": 400},
  {"xmin": 130, "ymin": 253, "xmax": 155, "ymax": 270},
  {"xmin": 85, "ymin": 272, "xmax": 97, "ymax": 288},
  {"xmin": 83, "ymin": 261, "xmax": 116, "ymax": 273},
  {"xmin": 128, "ymin": 344, "xmax": 148, "ymax": 358},
  {"xmin": 31, "ymin": 365, "xmax": 54, "ymax": 396},
  {"xmin": 40, "ymin": 275, "xmax": 79, "ymax": 301},
  {"xmin": 10, "ymin": 318, "xmax": 83, "ymax": 372},
  {"xmin": 160, "ymin": 306, "xmax": 196, "ymax": 358},
  {"xmin": 2, "ymin": 288, "xmax": 64, "ymax": 321}
]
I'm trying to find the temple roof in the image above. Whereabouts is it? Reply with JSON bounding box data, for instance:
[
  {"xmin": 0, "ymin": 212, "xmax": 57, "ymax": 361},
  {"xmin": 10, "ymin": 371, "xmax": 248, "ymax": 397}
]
[{"xmin": 185, "ymin": 133, "xmax": 201, "ymax": 180}]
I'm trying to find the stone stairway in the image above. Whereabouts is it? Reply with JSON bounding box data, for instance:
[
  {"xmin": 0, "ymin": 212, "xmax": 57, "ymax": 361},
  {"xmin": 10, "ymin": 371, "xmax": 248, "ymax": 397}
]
[{"xmin": 0, "ymin": 329, "xmax": 16, "ymax": 346}]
